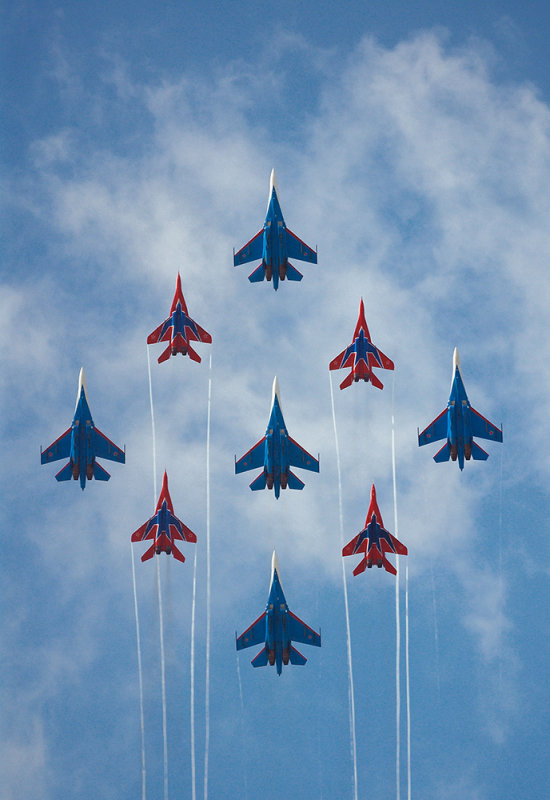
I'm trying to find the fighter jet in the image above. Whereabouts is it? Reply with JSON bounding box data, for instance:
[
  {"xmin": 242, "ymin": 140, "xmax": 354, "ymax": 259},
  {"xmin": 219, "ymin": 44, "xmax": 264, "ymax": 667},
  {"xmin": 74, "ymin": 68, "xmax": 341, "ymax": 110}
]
[
  {"xmin": 236, "ymin": 551, "xmax": 321, "ymax": 675},
  {"xmin": 40, "ymin": 368, "xmax": 125, "ymax": 490},
  {"xmin": 342, "ymin": 484, "xmax": 407, "ymax": 576},
  {"xmin": 235, "ymin": 377, "xmax": 319, "ymax": 498},
  {"xmin": 418, "ymin": 348, "xmax": 503, "ymax": 470},
  {"xmin": 147, "ymin": 273, "xmax": 212, "ymax": 364},
  {"xmin": 233, "ymin": 169, "xmax": 317, "ymax": 290},
  {"xmin": 329, "ymin": 298, "xmax": 394, "ymax": 390},
  {"xmin": 131, "ymin": 471, "xmax": 197, "ymax": 563}
]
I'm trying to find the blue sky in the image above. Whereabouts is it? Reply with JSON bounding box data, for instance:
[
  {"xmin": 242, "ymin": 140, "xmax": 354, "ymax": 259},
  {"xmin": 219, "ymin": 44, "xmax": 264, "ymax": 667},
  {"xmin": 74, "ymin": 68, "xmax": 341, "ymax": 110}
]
[{"xmin": 2, "ymin": 2, "xmax": 550, "ymax": 799}]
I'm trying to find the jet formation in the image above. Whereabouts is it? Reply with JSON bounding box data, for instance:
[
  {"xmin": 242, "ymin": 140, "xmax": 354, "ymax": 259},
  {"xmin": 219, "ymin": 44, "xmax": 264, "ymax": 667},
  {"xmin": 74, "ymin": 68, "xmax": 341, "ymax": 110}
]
[
  {"xmin": 418, "ymin": 348, "xmax": 503, "ymax": 470},
  {"xmin": 147, "ymin": 273, "xmax": 211, "ymax": 364},
  {"xmin": 236, "ymin": 551, "xmax": 321, "ymax": 675},
  {"xmin": 233, "ymin": 169, "xmax": 317, "ymax": 290},
  {"xmin": 41, "ymin": 368, "xmax": 125, "ymax": 490},
  {"xmin": 235, "ymin": 377, "xmax": 319, "ymax": 498},
  {"xmin": 131, "ymin": 471, "xmax": 197, "ymax": 562},
  {"xmin": 330, "ymin": 298, "xmax": 394, "ymax": 390}
]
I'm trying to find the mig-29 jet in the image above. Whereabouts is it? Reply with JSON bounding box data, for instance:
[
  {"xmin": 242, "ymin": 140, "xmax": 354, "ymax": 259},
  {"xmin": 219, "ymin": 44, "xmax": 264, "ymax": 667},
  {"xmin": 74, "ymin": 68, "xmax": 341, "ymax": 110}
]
[
  {"xmin": 40, "ymin": 368, "xmax": 125, "ymax": 490},
  {"xmin": 147, "ymin": 273, "xmax": 212, "ymax": 364},
  {"xmin": 235, "ymin": 377, "xmax": 319, "ymax": 498},
  {"xmin": 233, "ymin": 169, "xmax": 317, "ymax": 290},
  {"xmin": 418, "ymin": 348, "xmax": 502, "ymax": 470},
  {"xmin": 329, "ymin": 298, "xmax": 394, "ymax": 390},
  {"xmin": 236, "ymin": 551, "xmax": 321, "ymax": 675},
  {"xmin": 343, "ymin": 484, "xmax": 407, "ymax": 576}
]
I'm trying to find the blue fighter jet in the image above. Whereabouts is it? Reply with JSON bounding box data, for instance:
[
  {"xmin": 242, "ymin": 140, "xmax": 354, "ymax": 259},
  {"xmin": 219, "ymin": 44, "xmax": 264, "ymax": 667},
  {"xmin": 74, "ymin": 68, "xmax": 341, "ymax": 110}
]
[
  {"xmin": 235, "ymin": 377, "xmax": 319, "ymax": 498},
  {"xmin": 418, "ymin": 348, "xmax": 502, "ymax": 470},
  {"xmin": 41, "ymin": 368, "xmax": 125, "ymax": 489},
  {"xmin": 236, "ymin": 551, "xmax": 321, "ymax": 675},
  {"xmin": 233, "ymin": 169, "xmax": 317, "ymax": 290}
]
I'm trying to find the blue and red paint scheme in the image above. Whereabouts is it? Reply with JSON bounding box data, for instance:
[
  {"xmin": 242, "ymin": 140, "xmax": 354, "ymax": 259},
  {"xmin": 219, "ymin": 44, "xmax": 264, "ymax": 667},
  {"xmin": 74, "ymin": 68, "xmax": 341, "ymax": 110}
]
[
  {"xmin": 343, "ymin": 484, "xmax": 407, "ymax": 576},
  {"xmin": 418, "ymin": 348, "xmax": 503, "ymax": 471},
  {"xmin": 236, "ymin": 551, "xmax": 321, "ymax": 675},
  {"xmin": 131, "ymin": 471, "xmax": 197, "ymax": 563},
  {"xmin": 235, "ymin": 377, "xmax": 319, "ymax": 499},
  {"xmin": 233, "ymin": 169, "xmax": 317, "ymax": 290},
  {"xmin": 147, "ymin": 273, "xmax": 211, "ymax": 364},
  {"xmin": 329, "ymin": 298, "xmax": 394, "ymax": 390},
  {"xmin": 40, "ymin": 368, "xmax": 125, "ymax": 490}
]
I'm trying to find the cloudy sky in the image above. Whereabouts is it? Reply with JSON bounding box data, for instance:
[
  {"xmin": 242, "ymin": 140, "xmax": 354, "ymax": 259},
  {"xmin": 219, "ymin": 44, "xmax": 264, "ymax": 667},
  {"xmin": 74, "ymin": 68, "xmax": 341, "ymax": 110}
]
[{"xmin": 3, "ymin": 2, "xmax": 550, "ymax": 799}]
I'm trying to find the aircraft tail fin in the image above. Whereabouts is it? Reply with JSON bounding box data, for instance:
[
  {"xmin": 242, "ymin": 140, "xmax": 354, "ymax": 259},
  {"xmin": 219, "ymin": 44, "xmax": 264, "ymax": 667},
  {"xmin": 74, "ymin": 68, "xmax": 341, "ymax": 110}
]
[
  {"xmin": 352, "ymin": 556, "xmax": 368, "ymax": 576},
  {"xmin": 339, "ymin": 372, "xmax": 354, "ymax": 390},
  {"xmin": 251, "ymin": 647, "xmax": 268, "ymax": 668},
  {"xmin": 288, "ymin": 645, "xmax": 307, "ymax": 666},
  {"xmin": 186, "ymin": 343, "xmax": 201, "ymax": 363},
  {"xmin": 433, "ymin": 442, "xmax": 451, "ymax": 463},
  {"xmin": 248, "ymin": 264, "xmax": 265, "ymax": 283},
  {"xmin": 287, "ymin": 470, "xmax": 305, "ymax": 490},
  {"xmin": 285, "ymin": 262, "xmax": 303, "ymax": 282},
  {"xmin": 369, "ymin": 371, "xmax": 384, "ymax": 390},
  {"xmin": 93, "ymin": 462, "xmax": 111, "ymax": 481},
  {"xmin": 141, "ymin": 543, "xmax": 157, "ymax": 562},
  {"xmin": 471, "ymin": 441, "xmax": 489, "ymax": 461},
  {"xmin": 249, "ymin": 471, "xmax": 267, "ymax": 491},
  {"xmin": 171, "ymin": 542, "xmax": 186, "ymax": 563},
  {"xmin": 55, "ymin": 461, "xmax": 73, "ymax": 481},
  {"xmin": 158, "ymin": 344, "xmax": 172, "ymax": 363}
]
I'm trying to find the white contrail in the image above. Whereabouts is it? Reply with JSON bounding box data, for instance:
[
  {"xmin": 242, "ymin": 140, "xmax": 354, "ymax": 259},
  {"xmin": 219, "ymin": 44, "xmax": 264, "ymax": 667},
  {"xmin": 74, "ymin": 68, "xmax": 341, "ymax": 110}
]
[
  {"xmin": 235, "ymin": 650, "xmax": 249, "ymax": 800},
  {"xmin": 204, "ymin": 353, "xmax": 212, "ymax": 800},
  {"xmin": 147, "ymin": 346, "xmax": 168, "ymax": 799},
  {"xmin": 405, "ymin": 561, "xmax": 411, "ymax": 800},
  {"xmin": 329, "ymin": 373, "xmax": 358, "ymax": 800},
  {"xmin": 391, "ymin": 375, "xmax": 401, "ymax": 800},
  {"xmin": 190, "ymin": 548, "xmax": 198, "ymax": 800},
  {"xmin": 130, "ymin": 543, "xmax": 147, "ymax": 800}
]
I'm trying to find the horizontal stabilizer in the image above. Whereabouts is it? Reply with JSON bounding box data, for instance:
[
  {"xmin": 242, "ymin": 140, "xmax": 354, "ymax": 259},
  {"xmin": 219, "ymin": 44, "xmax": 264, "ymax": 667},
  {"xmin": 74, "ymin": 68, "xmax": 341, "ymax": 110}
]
[
  {"xmin": 248, "ymin": 264, "xmax": 266, "ymax": 283},
  {"xmin": 55, "ymin": 461, "xmax": 73, "ymax": 482},
  {"xmin": 141, "ymin": 543, "xmax": 157, "ymax": 562},
  {"xmin": 433, "ymin": 442, "xmax": 451, "ymax": 463},
  {"xmin": 339, "ymin": 371, "xmax": 355, "ymax": 390},
  {"xmin": 171, "ymin": 543, "xmax": 186, "ymax": 563},
  {"xmin": 471, "ymin": 441, "xmax": 489, "ymax": 461},
  {"xmin": 158, "ymin": 344, "xmax": 172, "ymax": 363},
  {"xmin": 288, "ymin": 646, "xmax": 307, "ymax": 666},
  {"xmin": 287, "ymin": 470, "xmax": 305, "ymax": 490},
  {"xmin": 187, "ymin": 343, "xmax": 201, "ymax": 363},
  {"xmin": 249, "ymin": 471, "xmax": 267, "ymax": 491},
  {"xmin": 285, "ymin": 262, "xmax": 303, "ymax": 282},
  {"xmin": 93, "ymin": 462, "xmax": 111, "ymax": 481},
  {"xmin": 251, "ymin": 647, "xmax": 268, "ymax": 668},
  {"xmin": 369, "ymin": 371, "xmax": 384, "ymax": 390}
]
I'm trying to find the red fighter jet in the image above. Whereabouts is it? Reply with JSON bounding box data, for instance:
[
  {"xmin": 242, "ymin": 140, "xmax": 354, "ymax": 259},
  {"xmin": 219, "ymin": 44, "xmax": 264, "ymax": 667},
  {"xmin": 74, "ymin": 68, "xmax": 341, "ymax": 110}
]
[
  {"xmin": 329, "ymin": 299, "xmax": 394, "ymax": 390},
  {"xmin": 147, "ymin": 273, "xmax": 212, "ymax": 364},
  {"xmin": 343, "ymin": 484, "xmax": 407, "ymax": 576},
  {"xmin": 131, "ymin": 471, "xmax": 197, "ymax": 563}
]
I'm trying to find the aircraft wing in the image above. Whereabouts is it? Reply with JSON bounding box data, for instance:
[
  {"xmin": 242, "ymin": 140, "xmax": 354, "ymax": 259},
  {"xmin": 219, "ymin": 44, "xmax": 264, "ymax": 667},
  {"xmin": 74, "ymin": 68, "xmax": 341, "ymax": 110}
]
[
  {"xmin": 235, "ymin": 438, "xmax": 265, "ymax": 474},
  {"xmin": 287, "ymin": 610, "xmax": 321, "ymax": 648},
  {"xmin": 236, "ymin": 612, "xmax": 267, "ymax": 651},
  {"xmin": 368, "ymin": 346, "xmax": 394, "ymax": 371},
  {"xmin": 418, "ymin": 409, "xmax": 448, "ymax": 446},
  {"xmin": 470, "ymin": 408, "xmax": 503, "ymax": 442},
  {"xmin": 93, "ymin": 429, "xmax": 125, "ymax": 463},
  {"xmin": 147, "ymin": 318, "xmax": 171, "ymax": 344},
  {"xmin": 41, "ymin": 428, "xmax": 71, "ymax": 463},
  {"xmin": 329, "ymin": 345, "xmax": 354, "ymax": 371},
  {"xmin": 287, "ymin": 437, "xmax": 319, "ymax": 472},
  {"xmin": 286, "ymin": 229, "xmax": 317, "ymax": 263},
  {"xmin": 189, "ymin": 321, "xmax": 212, "ymax": 344},
  {"xmin": 234, "ymin": 230, "xmax": 263, "ymax": 265},
  {"xmin": 169, "ymin": 512, "xmax": 197, "ymax": 543}
]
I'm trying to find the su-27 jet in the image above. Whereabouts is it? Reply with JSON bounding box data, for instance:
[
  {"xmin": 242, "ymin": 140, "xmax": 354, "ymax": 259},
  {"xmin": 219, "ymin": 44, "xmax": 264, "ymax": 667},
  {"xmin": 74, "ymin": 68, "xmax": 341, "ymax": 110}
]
[
  {"xmin": 41, "ymin": 368, "xmax": 125, "ymax": 490},
  {"xmin": 131, "ymin": 471, "xmax": 197, "ymax": 563},
  {"xmin": 418, "ymin": 348, "xmax": 503, "ymax": 470},
  {"xmin": 235, "ymin": 377, "xmax": 319, "ymax": 498},
  {"xmin": 236, "ymin": 551, "xmax": 321, "ymax": 675},
  {"xmin": 233, "ymin": 169, "xmax": 317, "ymax": 290},
  {"xmin": 330, "ymin": 298, "xmax": 394, "ymax": 390},
  {"xmin": 147, "ymin": 273, "xmax": 212, "ymax": 364},
  {"xmin": 343, "ymin": 484, "xmax": 407, "ymax": 576}
]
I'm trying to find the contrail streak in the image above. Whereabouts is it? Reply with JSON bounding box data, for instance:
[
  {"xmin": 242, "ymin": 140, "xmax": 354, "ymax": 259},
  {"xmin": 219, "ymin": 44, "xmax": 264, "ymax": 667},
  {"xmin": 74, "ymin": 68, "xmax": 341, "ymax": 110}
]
[
  {"xmin": 204, "ymin": 353, "xmax": 212, "ymax": 800},
  {"xmin": 190, "ymin": 548, "xmax": 198, "ymax": 800},
  {"xmin": 130, "ymin": 543, "xmax": 147, "ymax": 800},
  {"xmin": 329, "ymin": 373, "xmax": 358, "ymax": 800}
]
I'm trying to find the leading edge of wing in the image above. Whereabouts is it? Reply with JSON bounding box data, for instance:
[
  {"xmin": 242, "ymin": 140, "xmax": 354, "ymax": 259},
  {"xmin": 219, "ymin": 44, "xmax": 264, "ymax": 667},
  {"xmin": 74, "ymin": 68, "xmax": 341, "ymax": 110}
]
[
  {"xmin": 236, "ymin": 612, "xmax": 267, "ymax": 651},
  {"xmin": 418, "ymin": 408, "xmax": 447, "ymax": 447},
  {"xmin": 234, "ymin": 230, "xmax": 263, "ymax": 266},
  {"xmin": 235, "ymin": 437, "xmax": 266, "ymax": 474},
  {"xmin": 287, "ymin": 610, "xmax": 321, "ymax": 648},
  {"xmin": 41, "ymin": 427, "xmax": 72, "ymax": 463},
  {"xmin": 285, "ymin": 229, "xmax": 317, "ymax": 263},
  {"xmin": 93, "ymin": 429, "xmax": 125, "ymax": 463},
  {"xmin": 287, "ymin": 436, "xmax": 319, "ymax": 473},
  {"xmin": 469, "ymin": 407, "xmax": 503, "ymax": 442}
]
